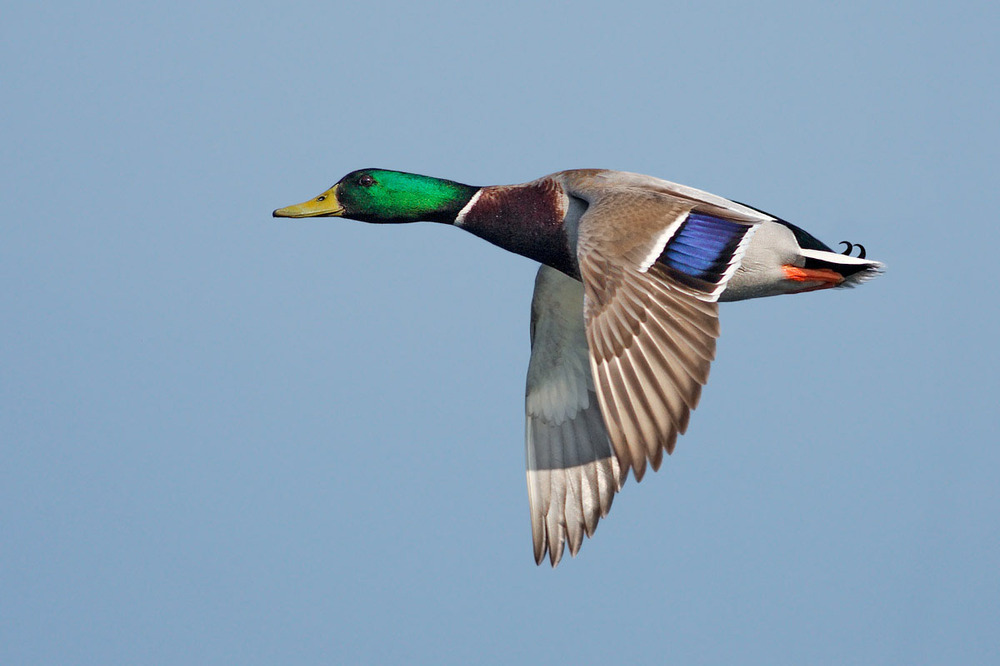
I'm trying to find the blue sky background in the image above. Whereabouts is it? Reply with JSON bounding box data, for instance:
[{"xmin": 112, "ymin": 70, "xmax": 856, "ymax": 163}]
[{"xmin": 3, "ymin": 1, "xmax": 998, "ymax": 663}]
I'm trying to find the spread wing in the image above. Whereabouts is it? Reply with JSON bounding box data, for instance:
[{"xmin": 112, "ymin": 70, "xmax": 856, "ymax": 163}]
[
  {"xmin": 525, "ymin": 266, "xmax": 624, "ymax": 566},
  {"xmin": 579, "ymin": 250, "xmax": 717, "ymax": 480},
  {"xmin": 523, "ymin": 171, "xmax": 764, "ymax": 566},
  {"xmin": 564, "ymin": 174, "xmax": 760, "ymax": 482}
]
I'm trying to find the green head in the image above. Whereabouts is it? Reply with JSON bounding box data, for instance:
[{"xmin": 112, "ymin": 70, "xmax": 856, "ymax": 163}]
[{"xmin": 273, "ymin": 169, "xmax": 479, "ymax": 224}]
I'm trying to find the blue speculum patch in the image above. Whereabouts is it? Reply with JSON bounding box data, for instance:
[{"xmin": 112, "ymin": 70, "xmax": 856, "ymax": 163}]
[{"xmin": 656, "ymin": 212, "xmax": 748, "ymax": 284}]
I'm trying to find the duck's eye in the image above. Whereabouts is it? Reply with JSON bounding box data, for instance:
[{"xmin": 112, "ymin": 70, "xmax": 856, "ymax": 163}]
[
  {"xmin": 316, "ymin": 195, "xmax": 326, "ymax": 201},
  {"xmin": 358, "ymin": 174, "xmax": 375, "ymax": 187}
]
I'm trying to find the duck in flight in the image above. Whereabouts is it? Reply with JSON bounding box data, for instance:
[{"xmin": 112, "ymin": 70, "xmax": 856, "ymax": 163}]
[{"xmin": 274, "ymin": 168, "xmax": 883, "ymax": 566}]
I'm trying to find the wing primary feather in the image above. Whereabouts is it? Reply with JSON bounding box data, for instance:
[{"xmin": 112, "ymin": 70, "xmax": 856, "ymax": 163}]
[
  {"xmin": 620, "ymin": 341, "xmax": 678, "ymax": 460},
  {"xmin": 589, "ymin": 357, "xmax": 633, "ymax": 476},
  {"xmin": 604, "ymin": 356, "xmax": 649, "ymax": 480},
  {"xmin": 616, "ymin": 345, "xmax": 669, "ymax": 465},
  {"xmin": 639, "ymin": 306, "xmax": 712, "ymax": 390},
  {"xmin": 624, "ymin": 324, "xmax": 689, "ymax": 428},
  {"xmin": 562, "ymin": 421, "xmax": 586, "ymax": 556}
]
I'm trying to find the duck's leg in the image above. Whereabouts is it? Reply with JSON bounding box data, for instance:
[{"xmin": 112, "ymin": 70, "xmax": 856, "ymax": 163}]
[{"xmin": 780, "ymin": 265, "xmax": 845, "ymax": 293}]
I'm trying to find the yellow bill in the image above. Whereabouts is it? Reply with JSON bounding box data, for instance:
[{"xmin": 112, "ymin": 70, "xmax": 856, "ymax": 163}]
[{"xmin": 273, "ymin": 186, "xmax": 344, "ymax": 218}]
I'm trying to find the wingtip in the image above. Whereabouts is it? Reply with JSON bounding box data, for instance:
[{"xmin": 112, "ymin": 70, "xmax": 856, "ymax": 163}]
[
  {"xmin": 548, "ymin": 543, "xmax": 563, "ymax": 567},
  {"xmin": 666, "ymin": 428, "xmax": 679, "ymax": 455}
]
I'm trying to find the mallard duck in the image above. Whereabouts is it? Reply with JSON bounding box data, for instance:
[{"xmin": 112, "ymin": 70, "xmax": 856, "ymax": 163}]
[{"xmin": 274, "ymin": 168, "xmax": 883, "ymax": 566}]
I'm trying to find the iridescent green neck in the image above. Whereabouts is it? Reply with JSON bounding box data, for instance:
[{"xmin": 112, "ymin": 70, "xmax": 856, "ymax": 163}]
[{"xmin": 337, "ymin": 169, "xmax": 479, "ymax": 224}]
